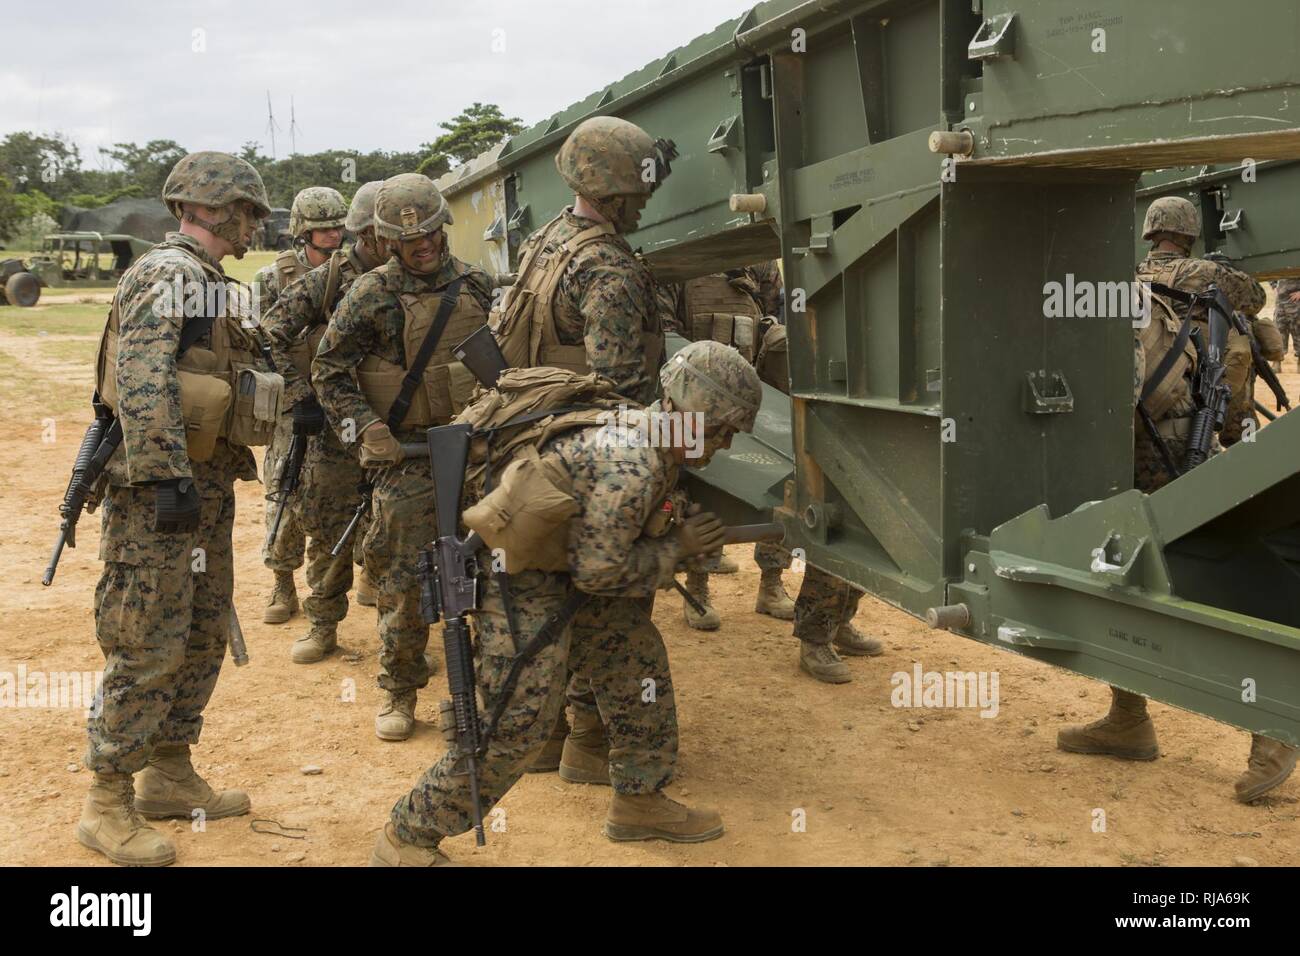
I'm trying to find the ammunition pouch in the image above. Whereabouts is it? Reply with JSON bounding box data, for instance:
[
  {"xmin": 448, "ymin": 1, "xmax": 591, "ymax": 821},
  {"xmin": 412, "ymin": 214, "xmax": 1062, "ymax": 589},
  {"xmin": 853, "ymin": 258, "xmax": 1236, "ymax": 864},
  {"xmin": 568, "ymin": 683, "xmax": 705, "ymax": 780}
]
[
  {"xmin": 690, "ymin": 313, "xmax": 756, "ymax": 361},
  {"xmin": 227, "ymin": 365, "xmax": 283, "ymax": 448}
]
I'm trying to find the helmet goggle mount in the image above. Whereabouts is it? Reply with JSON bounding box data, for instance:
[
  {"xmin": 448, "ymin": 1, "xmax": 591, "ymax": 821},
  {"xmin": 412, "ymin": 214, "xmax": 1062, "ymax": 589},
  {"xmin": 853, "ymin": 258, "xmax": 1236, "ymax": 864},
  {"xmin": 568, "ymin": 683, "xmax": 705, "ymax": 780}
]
[{"xmin": 650, "ymin": 138, "xmax": 678, "ymax": 193}]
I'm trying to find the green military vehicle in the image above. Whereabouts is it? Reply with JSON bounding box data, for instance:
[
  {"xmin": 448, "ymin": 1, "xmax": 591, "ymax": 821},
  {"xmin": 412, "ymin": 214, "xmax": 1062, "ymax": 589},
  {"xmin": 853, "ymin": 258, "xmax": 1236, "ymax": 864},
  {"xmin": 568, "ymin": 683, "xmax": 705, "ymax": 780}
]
[
  {"xmin": 260, "ymin": 207, "xmax": 291, "ymax": 250},
  {"xmin": 0, "ymin": 231, "xmax": 154, "ymax": 307}
]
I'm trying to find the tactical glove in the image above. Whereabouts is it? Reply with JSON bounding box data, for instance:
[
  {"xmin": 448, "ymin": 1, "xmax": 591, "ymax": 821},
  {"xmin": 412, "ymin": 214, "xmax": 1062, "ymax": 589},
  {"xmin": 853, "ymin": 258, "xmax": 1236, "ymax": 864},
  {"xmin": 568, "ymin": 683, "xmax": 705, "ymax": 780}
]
[
  {"xmin": 359, "ymin": 422, "xmax": 401, "ymax": 467},
  {"xmin": 152, "ymin": 478, "xmax": 200, "ymax": 534},
  {"xmin": 673, "ymin": 508, "xmax": 725, "ymax": 560},
  {"xmin": 292, "ymin": 395, "xmax": 326, "ymax": 436}
]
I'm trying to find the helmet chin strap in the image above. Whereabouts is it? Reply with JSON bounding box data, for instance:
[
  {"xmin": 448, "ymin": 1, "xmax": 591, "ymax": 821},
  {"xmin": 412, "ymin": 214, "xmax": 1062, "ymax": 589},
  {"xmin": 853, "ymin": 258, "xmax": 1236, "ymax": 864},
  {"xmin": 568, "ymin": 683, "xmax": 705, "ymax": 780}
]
[
  {"xmin": 183, "ymin": 208, "xmax": 250, "ymax": 259},
  {"xmin": 589, "ymin": 194, "xmax": 639, "ymax": 233}
]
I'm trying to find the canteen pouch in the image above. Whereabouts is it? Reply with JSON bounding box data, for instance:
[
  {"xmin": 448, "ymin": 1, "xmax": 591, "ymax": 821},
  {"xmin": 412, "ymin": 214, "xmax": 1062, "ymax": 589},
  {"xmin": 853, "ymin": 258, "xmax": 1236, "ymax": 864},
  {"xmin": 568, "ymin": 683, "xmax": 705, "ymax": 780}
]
[
  {"xmin": 178, "ymin": 370, "xmax": 232, "ymax": 462},
  {"xmin": 462, "ymin": 446, "xmax": 577, "ymax": 573}
]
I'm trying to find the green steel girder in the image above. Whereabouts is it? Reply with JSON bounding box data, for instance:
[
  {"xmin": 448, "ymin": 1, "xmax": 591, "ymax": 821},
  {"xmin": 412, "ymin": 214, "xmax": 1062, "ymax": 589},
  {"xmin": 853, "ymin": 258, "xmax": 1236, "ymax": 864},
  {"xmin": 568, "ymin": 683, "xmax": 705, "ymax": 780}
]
[{"xmin": 946, "ymin": 408, "xmax": 1300, "ymax": 744}]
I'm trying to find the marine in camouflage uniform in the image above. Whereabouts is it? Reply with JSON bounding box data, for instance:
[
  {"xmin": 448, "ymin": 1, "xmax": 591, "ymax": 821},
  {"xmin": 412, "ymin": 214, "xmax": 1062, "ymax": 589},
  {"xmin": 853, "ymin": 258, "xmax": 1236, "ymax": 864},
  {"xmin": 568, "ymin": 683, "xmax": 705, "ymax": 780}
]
[
  {"xmin": 1134, "ymin": 201, "xmax": 1267, "ymax": 452},
  {"xmin": 255, "ymin": 186, "xmax": 348, "ymax": 625},
  {"xmin": 655, "ymin": 267, "xmax": 792, "ymax": 625},
  {"xmin": 314, "ymin": 174, "xmax": 493, "ymax": 741},
  {"xmin": 1273, "ymin": 278, "xmax": 1300, "ymax": 367},
  {"xmin": 1060, "ymin": 196, "xmax": 1297, "ymax": 804},
  {"xmin": 660, "ymin": 262, "xmax": 879, "ymax": 680},
  {"xmin": 79, "ymin": 152, "xmax": 272, "ymax": 866},
  {"xmin": 371, "ymin": 341, "xmax": 761, "ymax": 864},
  {"xmin": 495, "ymin": 117, "xmax": 672, "ymax": 778},
  {"xmin": 262, "ymin": 182, "xmax": 386, "ymax": 663}
]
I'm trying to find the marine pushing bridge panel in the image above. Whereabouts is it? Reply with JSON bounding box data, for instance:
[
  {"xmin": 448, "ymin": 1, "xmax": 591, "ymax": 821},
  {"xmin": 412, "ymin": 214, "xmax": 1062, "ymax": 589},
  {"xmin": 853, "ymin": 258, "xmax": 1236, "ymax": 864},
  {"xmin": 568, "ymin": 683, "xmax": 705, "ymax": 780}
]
[{"xmin": 439, "ymin": 0, "xmax": 1300, "ymax": 742}]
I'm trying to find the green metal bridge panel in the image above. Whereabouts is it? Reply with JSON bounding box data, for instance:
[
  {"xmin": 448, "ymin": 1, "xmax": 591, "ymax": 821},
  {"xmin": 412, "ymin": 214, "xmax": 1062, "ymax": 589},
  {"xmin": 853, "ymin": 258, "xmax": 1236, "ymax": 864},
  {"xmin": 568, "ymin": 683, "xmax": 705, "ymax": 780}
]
[
  {"xmin": 1135, "ymin": 161, "xmax": 1300, "ymax": 277},
  {"xmin": 435, "ymin": 0, "xmax": 1300, "ymax": 742}
]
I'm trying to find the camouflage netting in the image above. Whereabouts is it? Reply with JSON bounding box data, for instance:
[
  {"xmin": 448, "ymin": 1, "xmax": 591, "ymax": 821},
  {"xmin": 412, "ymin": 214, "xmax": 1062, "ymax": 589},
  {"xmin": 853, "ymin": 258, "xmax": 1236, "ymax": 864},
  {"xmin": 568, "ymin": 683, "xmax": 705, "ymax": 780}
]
[{"xmin": 62, "ymin": 198, "xmax": 175, "ymax": 243}]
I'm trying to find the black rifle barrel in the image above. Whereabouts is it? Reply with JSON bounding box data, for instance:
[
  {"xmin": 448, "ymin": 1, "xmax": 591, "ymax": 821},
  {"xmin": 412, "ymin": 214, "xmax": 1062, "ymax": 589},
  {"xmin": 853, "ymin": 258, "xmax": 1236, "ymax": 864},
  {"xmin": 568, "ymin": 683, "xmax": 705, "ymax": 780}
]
[{"xmin": 43, "ymin": 415, "xmax": 122, "ymax": 586}]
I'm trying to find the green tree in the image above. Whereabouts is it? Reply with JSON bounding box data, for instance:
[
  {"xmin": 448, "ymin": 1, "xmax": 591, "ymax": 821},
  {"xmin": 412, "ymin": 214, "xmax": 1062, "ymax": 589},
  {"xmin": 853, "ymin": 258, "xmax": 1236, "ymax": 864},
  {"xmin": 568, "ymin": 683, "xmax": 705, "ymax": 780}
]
[
  {"xmin": 99, "ymin": 140, "xmax": 188, "ymax": 199},
  {"xmin": 424, "ymin": 102, "xmax": 524, "ymax": 168},
  {"xmin": 0, "ymin": 175, "xmax": 22, "ymax": 240},
  {"xmin": 0, "ymin": 132, "xmax": 84, "ymax": 198}
]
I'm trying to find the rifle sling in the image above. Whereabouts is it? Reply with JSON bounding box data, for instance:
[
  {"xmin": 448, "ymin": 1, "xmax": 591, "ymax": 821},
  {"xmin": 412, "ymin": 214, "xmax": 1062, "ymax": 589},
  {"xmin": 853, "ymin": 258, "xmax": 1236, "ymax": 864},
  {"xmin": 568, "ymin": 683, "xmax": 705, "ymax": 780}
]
[
  {"xmin": 386, "ymin": 275, "xmax": 466, "ymax": 431},
  {"xmin": 481, "ymin": 586, "xmax": 591, "ymax": 750}
]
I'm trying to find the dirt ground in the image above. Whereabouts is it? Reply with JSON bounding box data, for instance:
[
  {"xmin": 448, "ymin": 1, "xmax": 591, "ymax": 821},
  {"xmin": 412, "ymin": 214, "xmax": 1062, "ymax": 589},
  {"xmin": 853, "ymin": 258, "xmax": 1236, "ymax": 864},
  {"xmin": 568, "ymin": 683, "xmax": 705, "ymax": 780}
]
[{"xmin": 1, "ymin": 308, "xmax": 1297, "ymax": 868}]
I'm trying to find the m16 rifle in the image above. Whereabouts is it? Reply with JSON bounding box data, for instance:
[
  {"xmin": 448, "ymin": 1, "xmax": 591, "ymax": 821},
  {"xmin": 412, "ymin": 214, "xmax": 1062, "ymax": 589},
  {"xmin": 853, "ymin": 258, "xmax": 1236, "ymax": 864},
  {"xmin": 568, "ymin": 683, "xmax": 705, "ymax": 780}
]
[
  {"xmin": 265, "ymin": 431, "xmax": 307, "ymax": 551},
  {"xmin": 43, "ymin": 396, "xmax": 123, "ymax": 586},
  {"xmin": 1182, "ymin": 286, "xmax": 1233, "ymax": 470},
  {"xmin": 418, "ymin": 422, "xmax": 488, "ymax": 846}
]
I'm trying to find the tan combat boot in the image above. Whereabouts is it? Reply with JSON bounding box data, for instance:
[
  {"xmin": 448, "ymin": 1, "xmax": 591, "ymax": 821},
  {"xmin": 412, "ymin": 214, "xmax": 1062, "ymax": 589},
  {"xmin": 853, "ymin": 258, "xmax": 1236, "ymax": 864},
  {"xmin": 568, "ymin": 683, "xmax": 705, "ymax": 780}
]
[
  {"xmin": 528, "ymin": 708, "xmax": 570, "ymax": 774},
  {"xmin": 1057, "ymin": 687, "xmax": 1159, "ymax": 760},
  {"xmin": 78, "ymin": 772, "xmax": 176, "ymax": 866},
  {"xmin": 376, "ymin": 690, "xmax": 417, "ymax": 742},
  {"xmin": 1235, "ymin": 734, "xmax": 1298, "ymax": 803},
  {"xmin": 291, "ymin": 624, "xmax": 338, "ymax": 664},
  {"xmin": 263, "ymin": 570, "xmax": 299, "ymax": 624},
  {"xmin": 355, "ymin": 567, "xmax": 377, "ymax": 608},
  {"xmin": 683, "ymin": 570, "xmax": 721, "ymax": 631},
  {"xmin": 605, "ymin": 791, "xmax": 724, "ymax": 843},
  {"xmin": 833, "ymin": 622, "xmax": 883, "ymax": 657},
  {"xmin": 799, "ymin": 640, "xmax": 851, "ymax": 684},
  {"xmin": 369, "ymin": 823, "xmax": 456, "ymax": 867},
  {"xmin": 135, "ymin": 743, "xmax": 251, "ymax": 820},
  {"xmin": 754, "ymin": 569, "xmax": 795, "ymax": 620},
  {"xmin": 559, "ymin": 707, "xmax": 610, "ymax": 785}
]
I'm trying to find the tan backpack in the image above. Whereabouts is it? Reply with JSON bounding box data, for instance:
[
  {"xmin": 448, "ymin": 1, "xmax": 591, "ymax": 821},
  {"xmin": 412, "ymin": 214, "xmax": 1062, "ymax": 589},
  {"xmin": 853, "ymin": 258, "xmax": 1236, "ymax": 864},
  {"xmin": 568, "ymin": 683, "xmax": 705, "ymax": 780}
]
[
  {"xmin": 457, "ymin": 367, "xmax": 629, "ymax": 572},
  {"xmin": 1136, "ymin": 291, "xmax": 1196, "ymax": 422}
]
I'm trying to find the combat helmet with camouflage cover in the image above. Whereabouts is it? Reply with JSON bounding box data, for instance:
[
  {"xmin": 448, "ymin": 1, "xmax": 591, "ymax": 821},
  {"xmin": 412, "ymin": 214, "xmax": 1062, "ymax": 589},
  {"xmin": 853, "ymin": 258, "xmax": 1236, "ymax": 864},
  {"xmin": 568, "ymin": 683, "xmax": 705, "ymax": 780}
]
[
  {"xmin": 162, "ymin": 151, "xmax": 271, "ymax": 220},
  {"xmin": 1143, "ymin": 196, "xmax": 1201, "ymax": 241},
  {"xmin": 660, "ymin": 339, "xmax": 763, "ymax": 433},
  {"xmin": 345, "ymin": 180, "xmax": 384, "ymax": 234},
  {"xmin": 373, "ymin": 173, "xmax": 454, "ymax": 241},
  {"xmin": 555, "ymin": 116, "xmax": 661, "ymax": 200},
  {"xmin": 289, "ymin": 186, "xmax": 347, "ymax": 239}
]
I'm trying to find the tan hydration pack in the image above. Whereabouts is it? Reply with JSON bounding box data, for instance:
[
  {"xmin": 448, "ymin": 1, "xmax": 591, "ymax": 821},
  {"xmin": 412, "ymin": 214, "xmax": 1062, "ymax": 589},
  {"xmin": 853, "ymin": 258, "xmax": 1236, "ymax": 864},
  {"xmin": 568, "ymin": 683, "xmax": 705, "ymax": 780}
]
[
  {"xmin": 97, "ymin": 255, "xmax": 284, "ymax": 462},
  {"xmin": 489, "ymin": 213, "xmax": 663, "ymax": 382},
  {"xmin": 458, "ymin": 368, "xmax": 628, "ymax": 573}
]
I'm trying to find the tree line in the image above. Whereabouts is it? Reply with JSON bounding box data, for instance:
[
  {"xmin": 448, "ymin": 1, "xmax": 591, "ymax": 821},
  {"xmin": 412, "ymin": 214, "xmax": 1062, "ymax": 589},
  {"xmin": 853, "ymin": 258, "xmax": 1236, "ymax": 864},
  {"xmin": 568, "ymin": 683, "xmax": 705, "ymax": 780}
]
[{"xmin": 0, "ymin": 103, "xmax": 523, "ymax": 243}]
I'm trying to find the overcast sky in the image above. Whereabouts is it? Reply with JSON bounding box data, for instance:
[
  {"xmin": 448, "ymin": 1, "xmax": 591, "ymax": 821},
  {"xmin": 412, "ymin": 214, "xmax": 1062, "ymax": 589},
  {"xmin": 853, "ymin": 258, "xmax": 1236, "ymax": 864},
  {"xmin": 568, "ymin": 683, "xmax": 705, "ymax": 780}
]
[{"xmin": 1, "ymin": 0, "xmax": 753, "ymax": 166}]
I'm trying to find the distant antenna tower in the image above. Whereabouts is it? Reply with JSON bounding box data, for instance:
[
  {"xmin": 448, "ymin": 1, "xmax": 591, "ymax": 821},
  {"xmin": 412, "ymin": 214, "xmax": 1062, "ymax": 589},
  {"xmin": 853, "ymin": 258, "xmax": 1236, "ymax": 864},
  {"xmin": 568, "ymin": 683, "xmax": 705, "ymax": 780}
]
[
  {"xmin": 289, "ymin": 96, "xmax": 303, "ymax": 195},
  {"xmin": 265, "ymin": 91, "xmax": 281, "ymax": 160}
]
